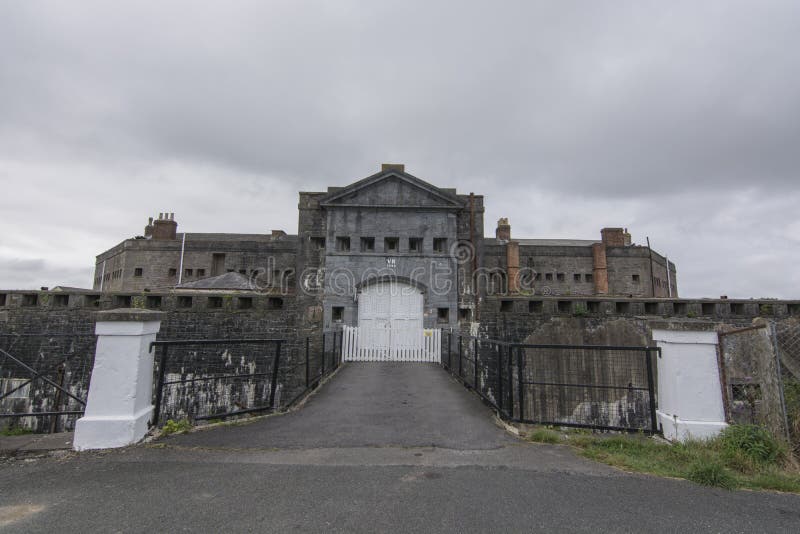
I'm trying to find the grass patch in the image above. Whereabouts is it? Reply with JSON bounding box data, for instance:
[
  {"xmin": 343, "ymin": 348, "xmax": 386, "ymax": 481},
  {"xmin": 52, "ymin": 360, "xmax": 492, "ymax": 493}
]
[
  {"xmin": 160, "ymin": 419, "xmax": 192, "ymax": 436},
  {"xmin": 524, "ymin": 424, "xmax": 800, "ymax": 493},
  {"xmin": 527, "ymin": 427, "xmax": 561, "ymax": 444},
  {"xmin": 0, "ymin": 426, "xmax": 34, "ymax": 437}
]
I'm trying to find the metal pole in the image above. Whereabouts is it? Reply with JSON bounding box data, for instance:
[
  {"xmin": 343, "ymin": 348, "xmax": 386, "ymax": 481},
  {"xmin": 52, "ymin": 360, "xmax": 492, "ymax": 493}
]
[
  {"xmin": 516, "ymin": 346, "xmax": 525, "ymax": 421},
  {"xmin": 305, "ymin": 336, "xmax": 310, "ymax": 389},
  {"xmin": 645, "ymin": 349, "xmax": 658, "ymax": 433},
  {"xmin": 496, "ymin": 343, "xmax": 503, "ymax": 415},
  {"xmin": 446, "ymin": 330, "xmax": 452, "ymax": 370},
  {"xmin": 507, "ymin": 345, "xmax": 514, "ymax": 419},
  {"xmin": 769, "ymin": 322, "xmax": 792, "ymax": 443},
  {"xmin": 152, "ymin": 345, "xmax": 169, "ymax": 427},
  {"xmin": 269, "ymin": 341, "xmax": 282, "ymax": 409}
]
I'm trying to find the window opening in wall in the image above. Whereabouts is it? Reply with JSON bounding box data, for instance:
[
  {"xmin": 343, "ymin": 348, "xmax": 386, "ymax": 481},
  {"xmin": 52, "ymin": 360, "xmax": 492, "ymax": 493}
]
[
  {"xmin": 645, "ymin": 302, "xmax": 658, "ymax": 315},
  {"xmin": 134, "ymin": 268, "xmax": 143, "ymax": 277},
  {"xmin": 459, "ymin": 308, "xmax": 472, "ymax": 321},
  {"xmin": 239, "ymin": 269, "xmax": 247, "ymax": 275},
  {"xmin": 360, "ymin": 237, "xmax": 375, "ymax": 252},
  {"xmin": 84, "ymin": 295, "xmax": 100, "ymax": 307},
  {"xmin": 207, "ymin": 296, "xmax": 223, "ymax": 309},
  {"xmin": 702, "ymin": 303, "xmax": 715, "ymax": 315},
  {"xmin": 384, "ymin": 237, "xmax": 399, "ymax": 252},
  {"xmin": 54, "ymin": 294, "xmax": 69, "ymax": 307},
  {"xmin": 615, "ymin": 301, "xmax": 631, "ymax": 314},
  {"xmin": 238, "ymin": 297, "xmax": 253, "ymax": 310},
  {"xmin": 788, "ymin": 303, "xmax": 800, "ymax": 316},
  {"xmin": 587, "ymin": 301, "xmax": 600, "ymax": 313},
  {"xmin": 556, "ymin": 273, "xmax": 565, "ymax": 282},
  {"xmin": 268, "ymin": 297, "xmax": 284, "ymax": 310},
  {"xmin": 730, "ymin": 302, "xmax": 745, "ymax": 315},
  {"xmin": 409, "ymin": 237, "xmax": 423, "ymax": 252},
  {"xmin": 185, "ymin": 268, "xmax": 193, "ymax": 277},
  {"xmin": 212, "ymin": 253, "xmax": 226, "ymax": 276},
  {"xmin": 22, "ymin": 294, "xmax": 38, "ymax": 307},
  {"xmin": 310, "ymin": 237, "xmax": 326, "ymax": 250},
  {"xmin": 500, "ymin": 300, "xmax": 514, "ymax": 312},
  {"xmin": 336, "ymin": 236, "xmax": 351, "ymax": 252},
  {"xmin": 673, "ymin": 302, "xmax": 687, "ymax": 315},
  {"xmin": 146, "ymin": 296, "xmax": 162, "ymax": 309},
  {"xmin": 574, "ymin": 274, "xmax": 582, "ymax": 282},
  {"xmin": 433, "ymin": 238, "xmax": 447, "ymax": 253},
  {"xmin": 632, "ymin": 274, "xmax": 640, "ymax": 283},
  {"xmin": 227, "ymin": 269, "xmax": 234, "ymax": 273},
  {"xmin": 196, "ymin": 269, "xmax": 206, "ymax": 277},
  {"xmin": 177, "ymin": 296, "xmax": 192, "ymax": 308},
  {"xmin": 437, "ymin": 307, "xmax": 449, "ymax": 322},
  {"xmin": 529, "ymin": 300, "xmax": 543, "ymax": 313},
  {"xmin": 545, "ymin": 273, "xmax": 553, "ymax": 281},
  {"xmin": 332, "ymin": 306, "xmax": 344, "ymax": 322},
  {"xmin": 585, "ymin": 273, "xmax": 593, "ymax": 283},
  {"xmin": 168, "ymin": 268, "xmax": 177, "ymax": 277},
  {"xmin": 114, "ymin": 295, "xmax": 132, "ymax": 308},
  {"xmin": 557, "ymin": 300, "xmax": 572, "ymax": 313}
]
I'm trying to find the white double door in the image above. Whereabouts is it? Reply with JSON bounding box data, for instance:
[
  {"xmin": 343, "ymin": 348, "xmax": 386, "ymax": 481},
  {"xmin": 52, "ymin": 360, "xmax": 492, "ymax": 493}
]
[{"xmin": 354, "ymin": 281, "xmax": 434, "ymax": 361}]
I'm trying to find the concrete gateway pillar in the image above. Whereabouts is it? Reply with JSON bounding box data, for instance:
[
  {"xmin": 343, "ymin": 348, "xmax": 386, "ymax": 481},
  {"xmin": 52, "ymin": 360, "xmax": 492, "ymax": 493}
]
[{"xmin": 73, "ymin": 309, "xmax": 163, "ymax": 450}]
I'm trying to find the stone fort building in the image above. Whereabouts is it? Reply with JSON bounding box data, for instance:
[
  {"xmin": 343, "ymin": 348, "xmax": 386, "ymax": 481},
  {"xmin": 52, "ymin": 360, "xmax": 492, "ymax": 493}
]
[{"xmin": 93, "ymin": 164, "xmax": 677, "ymax": 331}]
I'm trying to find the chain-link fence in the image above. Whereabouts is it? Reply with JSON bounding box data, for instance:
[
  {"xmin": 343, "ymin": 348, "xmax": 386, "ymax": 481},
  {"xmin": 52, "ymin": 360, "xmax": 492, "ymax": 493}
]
[{"xmin": 775, "ymin": 320, "xmax": 800, "ymax": 453}]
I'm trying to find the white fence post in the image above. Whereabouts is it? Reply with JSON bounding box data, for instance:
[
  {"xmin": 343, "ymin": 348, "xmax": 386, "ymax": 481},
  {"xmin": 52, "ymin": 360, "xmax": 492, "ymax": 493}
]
[
  {"xmin": 73, "ymin": 309, "xmax": 163, "ymax": 451},
  {"xmin": 651, "ymin": 328, "xmax": 728, "ymax": 442}
]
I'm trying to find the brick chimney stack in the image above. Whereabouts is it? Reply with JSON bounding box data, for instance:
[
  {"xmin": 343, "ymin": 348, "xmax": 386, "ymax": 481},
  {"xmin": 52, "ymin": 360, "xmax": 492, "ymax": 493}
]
[
  {"xmin": 381, "ymin": 163, "xmax": 405, "ymax": 172},
  {"xmin": 144, "ymin": 217, "xmax": 154, "ymax": 238},
  {"xmin": 601, "ymin": 227, "xmax": 626, "ymax": 247},
  {"xmin": 496, "ymin": 218, "xmax": 511, "ymax": 241},
  {"xmin": 152, "ymin": 212, "xmax": 177, "ymax": 240}
]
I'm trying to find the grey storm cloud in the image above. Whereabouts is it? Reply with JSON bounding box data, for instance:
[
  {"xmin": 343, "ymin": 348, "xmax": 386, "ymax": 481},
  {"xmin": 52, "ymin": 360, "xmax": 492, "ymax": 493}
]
[{"xmin": 0, "ymin": 1, "xmax": 799, "ymax": 297}]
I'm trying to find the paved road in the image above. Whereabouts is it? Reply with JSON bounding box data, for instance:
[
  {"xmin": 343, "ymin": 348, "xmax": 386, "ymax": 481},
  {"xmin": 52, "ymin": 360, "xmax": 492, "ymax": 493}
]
[{"xmin": 2, "ymin": 363, "xmax": 799, "ymax": 533}]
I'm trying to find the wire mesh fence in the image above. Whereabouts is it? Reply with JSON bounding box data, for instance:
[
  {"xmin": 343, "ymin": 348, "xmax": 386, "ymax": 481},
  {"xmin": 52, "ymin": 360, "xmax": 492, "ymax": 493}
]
[
  {"xmin": 775, "ymin": 321, "xmax": 800, "ymax": 452},
  {"xmin": 0, "ymin": 333, "xmax": 96, "ymax": 433}
]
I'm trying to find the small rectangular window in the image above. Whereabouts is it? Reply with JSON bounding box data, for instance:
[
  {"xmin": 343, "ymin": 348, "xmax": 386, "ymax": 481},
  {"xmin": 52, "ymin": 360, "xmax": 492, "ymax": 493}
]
[
  {"xmin": 645, "ymin": 302, "xmax": 659, "ymax": 315},
  {"xmin": 632, "ymin": 274, "xmax": 640, "ymax": 283},
  {"xmin": 207, "ymin": 296, "xmax": 223, "ymax": 309},
  {"xmin": 332, "ymin": 306, "xmax": 344, "ymax": 322},
  {"xmin": 310, "ymin": 237, "xmax": 326, "ymax": 250},
  {"xmin": 433, "ymin": 238, "xmax": 447, "ymax": 253},
  {"xmin": 409, "ymin": 237, "xmax": 423, "ymax": 252},
  {"xmin": 500, "ymin": 300, "xmax": 514, "ymax": 312},
  {"xmin": 146, "ymin": 296, "xmax": 162, "ymax": 309},
  {"xmin": 545, "ymin": 273, "xmax": 553, "ymax": 281},
  {"xmin": 585, "ymin": 273, "xmax": 593, "ymax": 283},
  {"xmin": 556, "ymin": 273, "xmax": 565, "ymax": 282},
  {"xmin": 673, "ymin": 302, "xmax": 687, "ymax": 315},
  {"xmin": 237, "ymin": 297, "xmax": 253, "ymax": 310},
  {"xmin": 557, "ymin": 301, "xmax": 572, "ymax": 313},
  {"xmin": 22, "ymin": 294, "xmax": 38, "ymax": 306},
  {"xmin": 168, "ymin": 268, "xmax": 177, "ymax": 277},
  {"xmin": 529, "ymin": 301, "xmax": 543, "ymax": 313},
  {"xmin": 615, "ymin": 302, "xmax": 630, "ymax": 314},
  {"xmin": 459, "ymin": 308, "xmax": 472, "ymax": 321},
  {"xmin": 336, "ymin": 236, "xmax": 351, "ymax": 252},
  {"xmin": 84, "ymin": 295, "xmax": 100, "ymax": 308},
  {"xmin": 384, "ymin": 237, "xmax": 399, "ymax": 252},
  {"xmin": 587, "ymin": 301, "xmax": 600, "ymax": 313},
  {"xmin": 177, "ymin": 296, "xmax": 193, "ymax": 309},
  {"xmin": 360, "ymin": 237, "xmax": 375, "ymax": 252},
  {"xmin": 185, "ymin": 268, "xmax": 193, "ymax": 277},
  {"xmin": 134, "ymin": 268, "xmax": 143, "ymax": 277},
  {"xmin": 437, "ymin": 307, "xmax": 450, "ymax": 322},
  {"xmin": 54, "ymin": 294, "xmax": 69, "ymax": 307},
  {"xmin": 730, "ymin": 302, "xmax": 745, "ymax": 315},
  {"xmin": 787, "ymin": 303, "xmax": 800, "ymax": 316},
  {"xmin": 268, "ymin": 297, "xmax": 283, "ymax": 310},
  {"xmin": 239, "ymin": 269, "xmax": 247, "ymax": 275},
  {"xmin": 702, "ymin": 303, "xmax": 715, "ymax": 316},
  {"xmin": 574, "ymin": 274, "xmax": 582, "ymax": 282},
  {"xmin": 113, "ymin": 295, "xmax": 132, "ymax": 308},
  {"xmin": 196, "ymin": 269, "xmax": 205, "ymax": 277}
]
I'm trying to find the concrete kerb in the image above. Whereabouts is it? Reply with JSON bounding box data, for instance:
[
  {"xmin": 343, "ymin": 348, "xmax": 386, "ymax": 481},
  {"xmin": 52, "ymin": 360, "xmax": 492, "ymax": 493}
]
[{"xmin": 145, "ymin": 362, "xmax": 346, "ymax": 442}]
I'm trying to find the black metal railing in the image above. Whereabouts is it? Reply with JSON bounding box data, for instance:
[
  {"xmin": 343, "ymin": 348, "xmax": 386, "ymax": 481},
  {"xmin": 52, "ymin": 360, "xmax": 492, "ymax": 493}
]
[
  {"xmin": 0, "ymin": 333, "xmax": 95, "ymax": 433},
  {"xmin": 150, "ymin": 330, "xmax": 343, "ymax": 427},
  {"xmin": 441, "ymin": 330, "xmax": 659, "ymax": 433}
]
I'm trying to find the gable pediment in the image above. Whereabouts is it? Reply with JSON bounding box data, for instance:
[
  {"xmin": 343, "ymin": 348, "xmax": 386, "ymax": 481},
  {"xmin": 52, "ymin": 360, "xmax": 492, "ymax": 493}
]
[{"xmin": 319, "ymin": 170, "xmax": 464, "ymax": 209}]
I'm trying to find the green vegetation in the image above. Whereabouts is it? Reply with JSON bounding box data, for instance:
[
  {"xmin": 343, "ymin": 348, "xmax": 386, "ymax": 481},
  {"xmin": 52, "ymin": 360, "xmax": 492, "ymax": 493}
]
[
  {"xmin": 524, "ymin": 424, "xmax": 800, "ymax": 492},
  {"xmin": 160, "ymin": 419, "xmax": 192, "ymax": 436},
  {"xmin": 572, "ymin": 305, "xmax": 589, "ymax": 318},
  {"xmin": 0, "ymin": 426, "xmax": 34, "ymax": 437}
]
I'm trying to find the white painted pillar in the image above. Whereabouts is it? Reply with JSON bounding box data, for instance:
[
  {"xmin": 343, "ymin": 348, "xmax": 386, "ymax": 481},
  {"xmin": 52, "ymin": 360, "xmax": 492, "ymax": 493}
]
[
  {"xmin": 74, "ymin": 309, "xmax": 163, "ymax": 451},
  {"xmin": 651, "ymin": 329, "xmax": 728, "ymax": 442}
]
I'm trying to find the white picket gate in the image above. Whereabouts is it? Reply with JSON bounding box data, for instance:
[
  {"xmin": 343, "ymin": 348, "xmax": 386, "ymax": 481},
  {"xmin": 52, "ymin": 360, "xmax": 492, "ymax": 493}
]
[{"xmin": 342, "ymin": 326, "xmax": 441, "ymax": 363}]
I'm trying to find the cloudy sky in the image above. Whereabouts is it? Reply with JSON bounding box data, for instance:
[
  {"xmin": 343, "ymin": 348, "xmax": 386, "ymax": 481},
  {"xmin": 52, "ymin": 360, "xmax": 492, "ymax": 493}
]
[{"xmin": 1, "ymin": 1, "xmax": 798, "ymax": 298}]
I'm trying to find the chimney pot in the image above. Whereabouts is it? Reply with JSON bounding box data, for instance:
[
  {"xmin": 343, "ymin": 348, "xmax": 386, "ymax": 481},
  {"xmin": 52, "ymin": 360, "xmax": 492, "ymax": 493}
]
[{"xmin": 381, "ymin": 163, "xmax": 405, "ymax": 173}]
